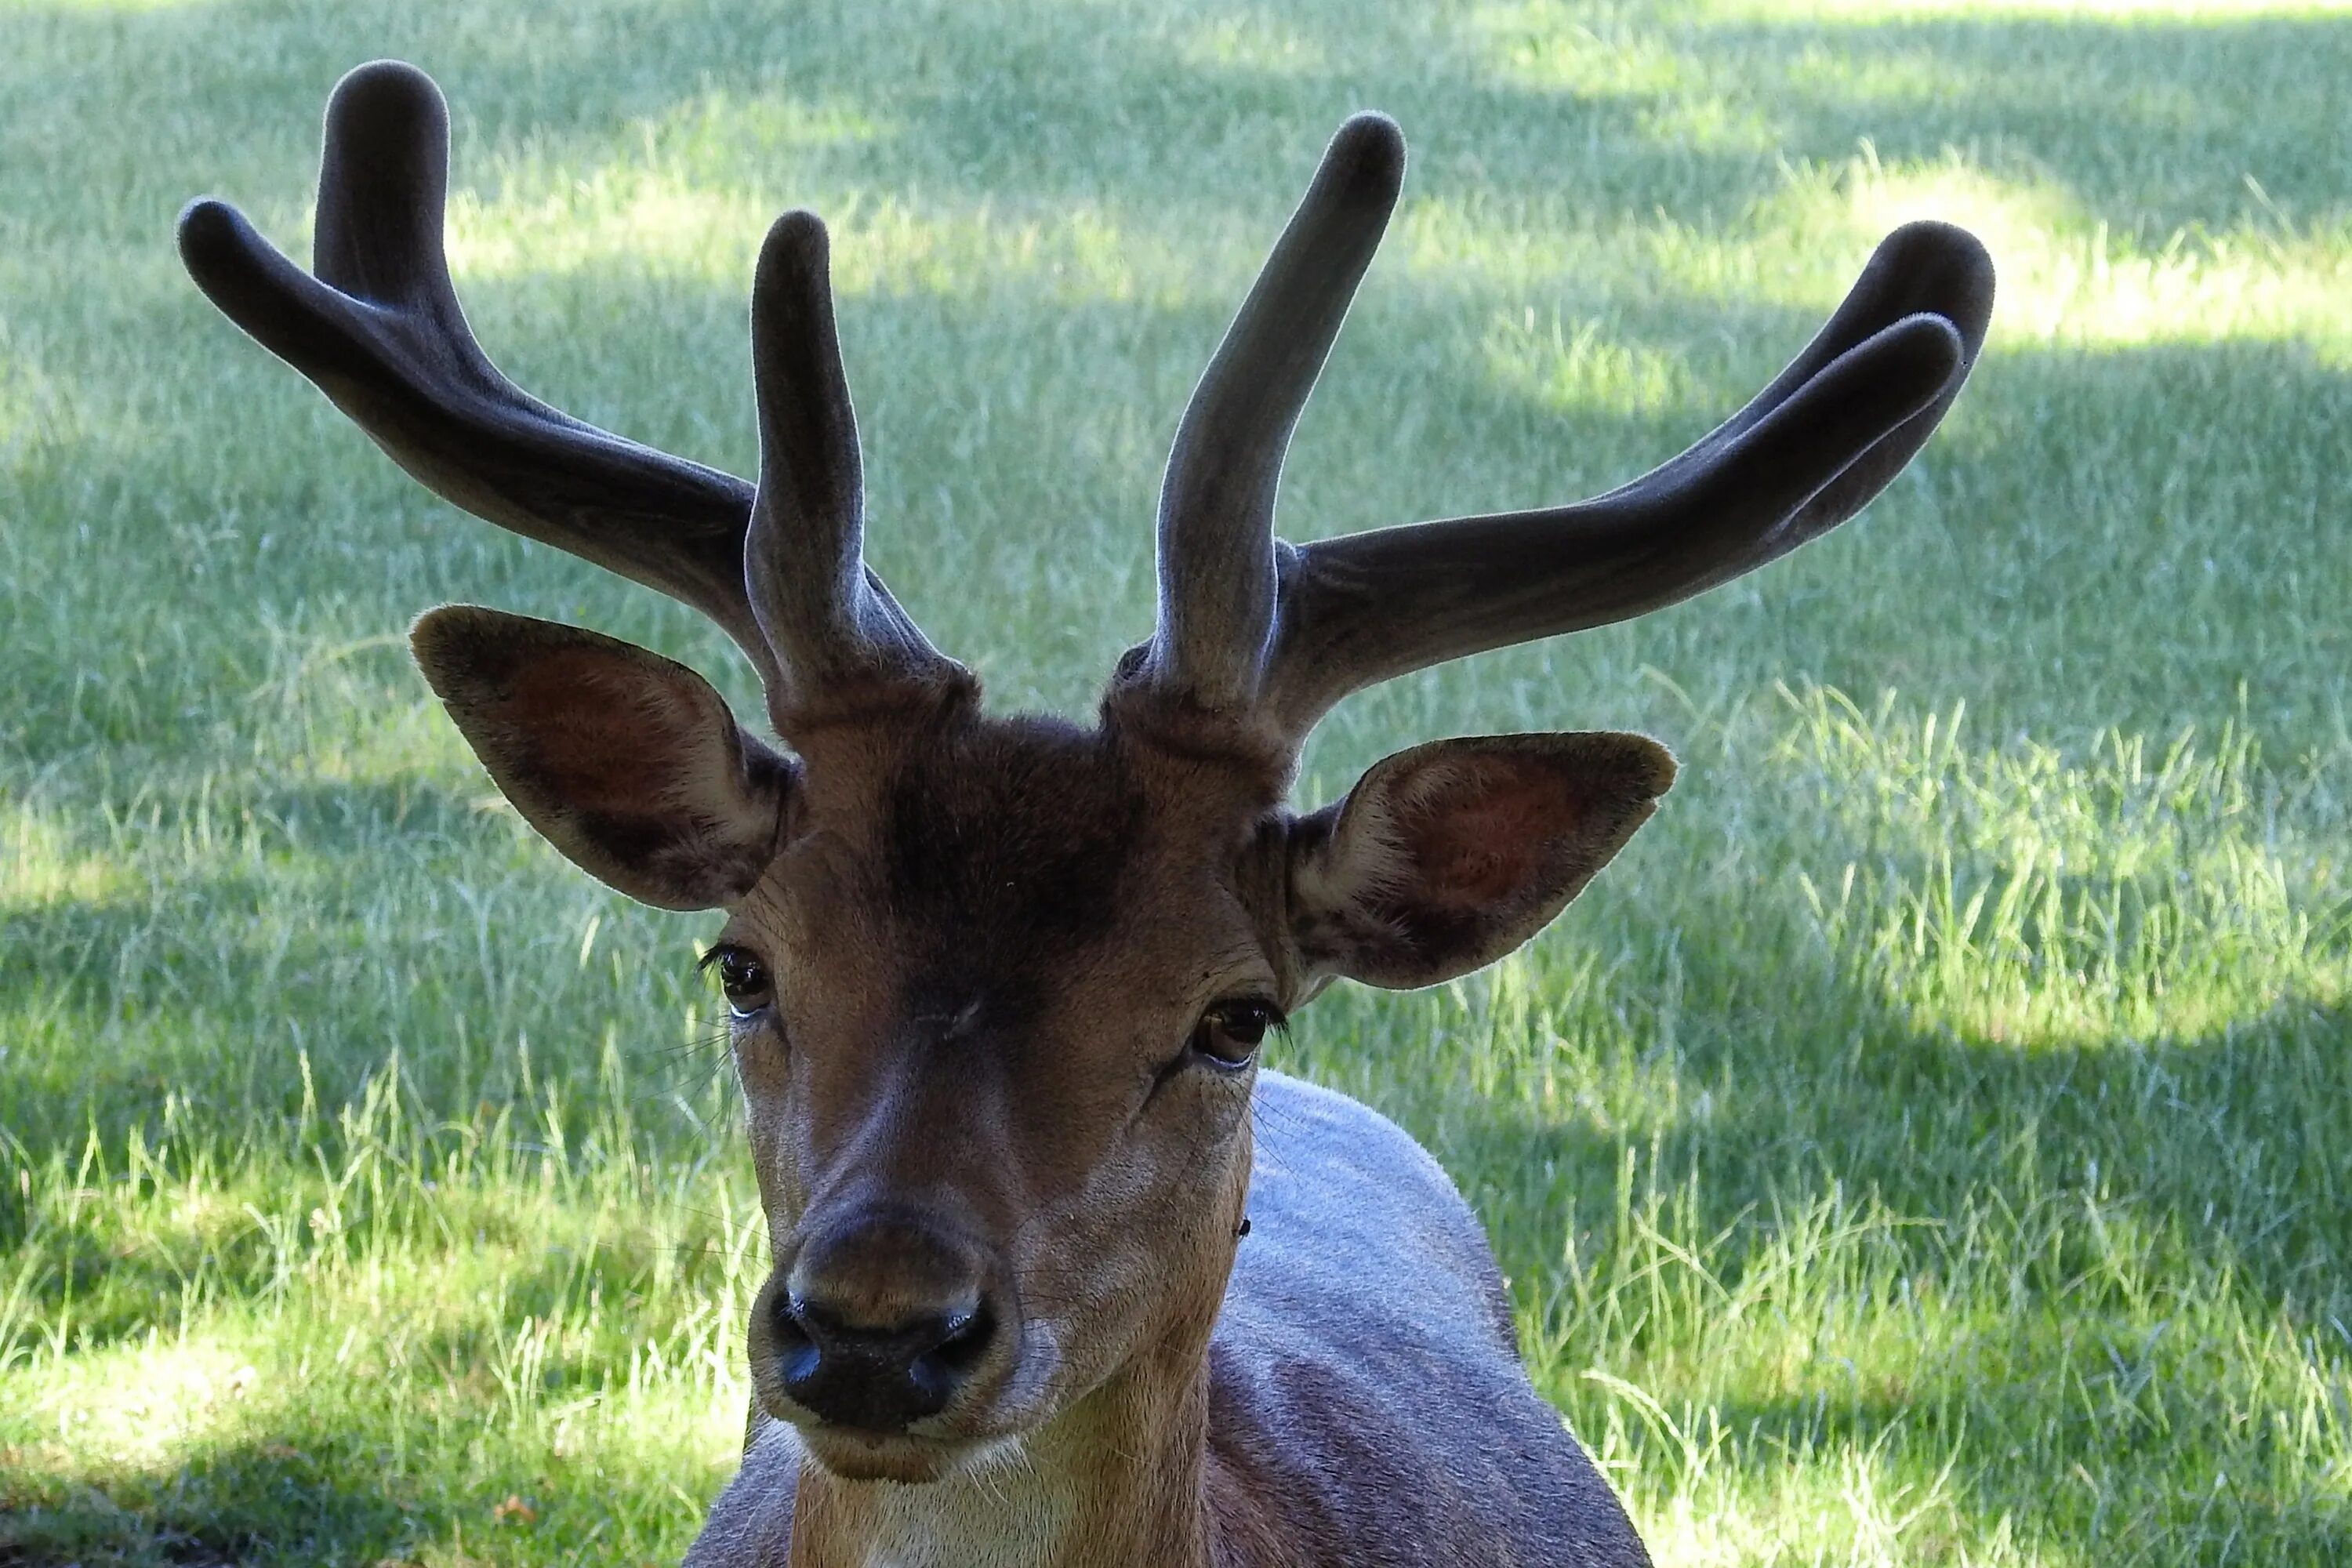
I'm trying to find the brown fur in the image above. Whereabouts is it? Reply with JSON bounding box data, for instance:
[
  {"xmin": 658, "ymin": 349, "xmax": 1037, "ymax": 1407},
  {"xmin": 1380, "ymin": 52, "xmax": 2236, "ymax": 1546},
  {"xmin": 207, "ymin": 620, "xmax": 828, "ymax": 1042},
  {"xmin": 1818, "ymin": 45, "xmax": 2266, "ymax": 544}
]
[{"xmin": 413, "ymin": 666, "xmax": 1669, "ymax": 1567}]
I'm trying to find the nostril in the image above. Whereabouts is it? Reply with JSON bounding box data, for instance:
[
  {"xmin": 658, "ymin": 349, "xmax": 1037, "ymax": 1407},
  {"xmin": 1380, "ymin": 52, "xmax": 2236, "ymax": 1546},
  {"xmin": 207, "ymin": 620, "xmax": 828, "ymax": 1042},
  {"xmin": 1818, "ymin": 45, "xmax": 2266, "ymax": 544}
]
[
  {"xmin": 929, "ymin": 1305, "xmax": 993, "ymax": 1374},
  {"xmin": 770, "ymin": 1290, "xmax": 822, "ymax": 1385},
  {"xmin": 900, "ymin": 1305, "xmax": 991, "ymax": 1417}
]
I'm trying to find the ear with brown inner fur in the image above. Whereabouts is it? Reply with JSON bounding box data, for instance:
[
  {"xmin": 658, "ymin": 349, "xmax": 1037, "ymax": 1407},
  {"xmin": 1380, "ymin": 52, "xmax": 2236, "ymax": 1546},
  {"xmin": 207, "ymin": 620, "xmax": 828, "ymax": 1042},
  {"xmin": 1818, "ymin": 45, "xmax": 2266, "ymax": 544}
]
[
  {"xmin": 1287, "ymin": 732, "xmax": 1675, "ymax": 990},
  {"xmin": 410, "ymin": 607, "xmax": 795, "ymax": 911}
]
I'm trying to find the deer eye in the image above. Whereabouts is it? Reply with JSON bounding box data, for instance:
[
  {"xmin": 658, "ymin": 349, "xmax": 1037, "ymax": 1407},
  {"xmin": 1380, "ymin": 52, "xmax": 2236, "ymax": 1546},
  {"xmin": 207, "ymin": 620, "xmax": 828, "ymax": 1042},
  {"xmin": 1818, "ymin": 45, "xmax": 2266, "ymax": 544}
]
[
  {"xmin": 1191, "ymin": 1000, "xmax": 1279, "ymax": 1069},
  {"xmin": 705, "ymin": 945, "xmax": 774, "ymax": 1018}
]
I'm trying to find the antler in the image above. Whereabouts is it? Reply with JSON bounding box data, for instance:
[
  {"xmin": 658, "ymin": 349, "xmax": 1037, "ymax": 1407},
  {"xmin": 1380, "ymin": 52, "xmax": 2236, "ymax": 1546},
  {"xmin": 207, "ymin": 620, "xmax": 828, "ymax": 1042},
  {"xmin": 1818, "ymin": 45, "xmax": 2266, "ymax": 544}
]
[
  {"xmin": 1140, "ymin": 114, "xmax": 1406, "ymax": 713},
  {"xmin": 177, "ymin": 60, "xmax": 956, "ymax": 719},
  {"xmin": 1128, "ymin": 122, "xmax": 1995, "ymax": 746},
  {"xmin": 187, "ymin": 68, "xmax": 1990, "ymax": 754},
  {"xmin": 744, "ymin": 212, "xmax": 963, "ymax": 722}
]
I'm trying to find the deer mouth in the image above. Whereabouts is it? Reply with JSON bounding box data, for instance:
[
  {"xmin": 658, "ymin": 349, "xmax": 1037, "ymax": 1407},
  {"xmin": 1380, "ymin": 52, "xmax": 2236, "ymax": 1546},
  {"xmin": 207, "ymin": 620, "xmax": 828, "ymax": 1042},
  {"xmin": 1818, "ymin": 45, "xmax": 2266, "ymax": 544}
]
[
  {"xmin": 789, "ymin": 1420, "xmax": 1018, "ymax": 1485},
  {"xmin": 752, "ymin": 1341, "xmax": 1041, "ymax": 1484}
]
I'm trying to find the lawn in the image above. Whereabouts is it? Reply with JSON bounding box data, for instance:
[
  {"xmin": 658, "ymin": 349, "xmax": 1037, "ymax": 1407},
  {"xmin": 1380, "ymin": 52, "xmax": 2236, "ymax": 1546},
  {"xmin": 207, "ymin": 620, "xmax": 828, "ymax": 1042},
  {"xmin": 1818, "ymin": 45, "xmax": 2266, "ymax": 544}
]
[{"xmin": 3, "ymin": 0, "xmax": 2348, "ymax": 1563}]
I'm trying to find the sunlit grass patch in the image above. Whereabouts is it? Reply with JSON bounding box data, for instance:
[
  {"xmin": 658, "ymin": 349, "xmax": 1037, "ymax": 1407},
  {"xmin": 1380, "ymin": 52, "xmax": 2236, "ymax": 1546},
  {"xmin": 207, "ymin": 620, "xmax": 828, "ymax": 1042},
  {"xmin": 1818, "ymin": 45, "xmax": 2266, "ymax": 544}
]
[
  {"xmin": 1784, "ymin": 153, "xmax": 2352, "ymax": 352},
  {"xmin": 2, "ymin": 804, "xmax": 134, "ymax": 911},
  {"xmin": 14, "ymin": 1337, "xmax": 266, "ymax": 1475},
  {"xmin": 2, "ymin": 1062, "xmax": 762, "ymax": 1563},
  {"xmin": 1775, "ymin": 685, "xmax": 2348, "ymax": 1049},
  {"xmin": 1481, "ymin": 307, "xmax": 1693, "ymax": 417},
  {"xmin": 1472, "ymin": 5, "xmax": 1709, "ymax": 97}
]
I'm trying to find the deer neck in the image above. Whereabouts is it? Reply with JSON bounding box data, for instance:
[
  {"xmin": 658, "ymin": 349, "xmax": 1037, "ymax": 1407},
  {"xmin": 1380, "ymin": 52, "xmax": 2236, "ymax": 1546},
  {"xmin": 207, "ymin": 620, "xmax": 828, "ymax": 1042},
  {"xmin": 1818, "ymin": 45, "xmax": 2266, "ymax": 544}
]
[{"xmin": 789, "ymin": 1338, "xmax": 1219, "ymax": 1568}]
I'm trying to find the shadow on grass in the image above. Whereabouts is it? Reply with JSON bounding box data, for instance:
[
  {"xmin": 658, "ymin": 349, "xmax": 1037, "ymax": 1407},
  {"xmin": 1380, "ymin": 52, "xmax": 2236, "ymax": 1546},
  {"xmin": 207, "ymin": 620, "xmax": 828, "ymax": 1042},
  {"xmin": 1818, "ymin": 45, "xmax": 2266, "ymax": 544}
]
[
  {"xmin": 1, "ymin": 1229, "xmax": 741, "ymax": 1564},
  {"xmin": 0, "ymin": 891, "xmax": 739, "ymax": 1196},
  {"xmin": 2, "ymin": 1430, "xmax": 702, "ymax": 1568},
  {"xmin": 2, "ymin": 1514, "xmax": 252, "ymax": 1568}
]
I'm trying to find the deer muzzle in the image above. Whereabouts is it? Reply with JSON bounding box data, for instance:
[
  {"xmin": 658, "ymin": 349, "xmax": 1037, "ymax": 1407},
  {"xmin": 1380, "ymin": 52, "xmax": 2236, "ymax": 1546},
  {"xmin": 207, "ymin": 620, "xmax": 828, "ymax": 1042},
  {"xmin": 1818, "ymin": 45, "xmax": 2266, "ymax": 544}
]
[{"xmin": 760, "ymin": 1207, "xmax": 1001, "ymax": 1435}]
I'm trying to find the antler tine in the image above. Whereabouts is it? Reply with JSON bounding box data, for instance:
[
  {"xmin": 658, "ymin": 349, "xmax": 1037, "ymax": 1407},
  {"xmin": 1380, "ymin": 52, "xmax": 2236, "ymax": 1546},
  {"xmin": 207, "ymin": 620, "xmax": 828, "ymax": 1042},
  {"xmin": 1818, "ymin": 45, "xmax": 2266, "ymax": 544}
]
[
  {"xmin": 745, "ymin": 213, "xmax": 964, "ymax": 724},
  {"xmin": 176, "ymin": 60, "xmax": 779, "ymax": 686},
  {"xmin": 1138, "ymin": 112, "xmax": 1406, "ymax": 713},
  {"xmin": 1254, "ymin": 220, "xmax": 1997, "ymax": 739}
]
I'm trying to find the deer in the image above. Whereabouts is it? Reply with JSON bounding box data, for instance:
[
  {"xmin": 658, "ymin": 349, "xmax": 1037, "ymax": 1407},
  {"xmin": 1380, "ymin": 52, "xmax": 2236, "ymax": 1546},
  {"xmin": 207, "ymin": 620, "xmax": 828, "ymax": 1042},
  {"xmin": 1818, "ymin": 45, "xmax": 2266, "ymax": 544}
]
[{"xmin": 179, "ymin": 60, "xmax": 1992, "ymax": 1568}]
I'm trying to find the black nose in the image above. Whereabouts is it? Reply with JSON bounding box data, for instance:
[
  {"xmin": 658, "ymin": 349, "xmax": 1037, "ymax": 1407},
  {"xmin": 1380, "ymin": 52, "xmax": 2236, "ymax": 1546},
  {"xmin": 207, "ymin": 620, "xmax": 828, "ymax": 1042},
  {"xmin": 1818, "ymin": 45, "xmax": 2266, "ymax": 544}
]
[{"xmin": 772, "ymin": 1289, "xmax": 993, "ymax": 1431}]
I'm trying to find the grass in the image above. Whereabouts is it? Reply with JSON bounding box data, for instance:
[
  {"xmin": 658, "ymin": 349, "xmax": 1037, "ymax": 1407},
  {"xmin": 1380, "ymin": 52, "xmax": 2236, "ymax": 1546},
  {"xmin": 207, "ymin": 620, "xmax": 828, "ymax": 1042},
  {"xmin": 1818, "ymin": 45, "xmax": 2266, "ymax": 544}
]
[{"xmin": 3, "ymin": 0, "xmax": 2349, "ymax": 1562}]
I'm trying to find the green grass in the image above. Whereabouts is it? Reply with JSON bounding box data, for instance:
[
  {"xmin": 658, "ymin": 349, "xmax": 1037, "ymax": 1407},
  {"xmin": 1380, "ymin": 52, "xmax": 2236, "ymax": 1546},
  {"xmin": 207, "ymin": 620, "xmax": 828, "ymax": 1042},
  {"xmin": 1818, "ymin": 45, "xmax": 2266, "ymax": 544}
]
[{"xmin": 4, "ymin": 0, "xmax": 2349, "ymax": 1562}]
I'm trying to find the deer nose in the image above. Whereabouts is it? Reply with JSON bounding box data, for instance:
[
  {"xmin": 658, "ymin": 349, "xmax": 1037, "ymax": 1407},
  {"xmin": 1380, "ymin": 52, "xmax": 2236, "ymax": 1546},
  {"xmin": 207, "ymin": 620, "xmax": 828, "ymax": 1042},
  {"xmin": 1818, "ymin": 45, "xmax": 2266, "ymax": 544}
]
[
  {"xmin": 772, "ymin": 1213, "xmax": 996, "ymax": 1432},
  {"xmin": 772, "ymin": 1291, "xmax": 993, "ymax": 1430}
]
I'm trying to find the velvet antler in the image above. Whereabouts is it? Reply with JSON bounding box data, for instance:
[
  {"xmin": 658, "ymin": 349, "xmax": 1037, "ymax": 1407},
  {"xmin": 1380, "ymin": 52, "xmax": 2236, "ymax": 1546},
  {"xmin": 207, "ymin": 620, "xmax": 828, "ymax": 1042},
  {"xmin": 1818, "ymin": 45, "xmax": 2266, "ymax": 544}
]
[
  {"xmin": 1122, "ymin": 125, "xmax": 1994, "ymax": 746},
  {"xmin": 184, "ymin": 65, "xmax": 1991, "ymax": 759},
  {"xmin": 178, "ymin": 60, "xmax": 960, "ymax": 721}
]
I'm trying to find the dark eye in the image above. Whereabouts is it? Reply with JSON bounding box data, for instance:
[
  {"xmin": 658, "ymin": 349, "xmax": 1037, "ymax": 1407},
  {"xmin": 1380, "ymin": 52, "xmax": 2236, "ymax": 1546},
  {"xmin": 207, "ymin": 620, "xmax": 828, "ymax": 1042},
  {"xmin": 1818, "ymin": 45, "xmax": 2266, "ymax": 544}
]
[
  {"xmin": 706, "ymin": 945, "xmax": 774, "ymax": 1018},
  {"xmin": 1191, "ymin": 1000, "xmax": 1278, "ymax": 1069}
]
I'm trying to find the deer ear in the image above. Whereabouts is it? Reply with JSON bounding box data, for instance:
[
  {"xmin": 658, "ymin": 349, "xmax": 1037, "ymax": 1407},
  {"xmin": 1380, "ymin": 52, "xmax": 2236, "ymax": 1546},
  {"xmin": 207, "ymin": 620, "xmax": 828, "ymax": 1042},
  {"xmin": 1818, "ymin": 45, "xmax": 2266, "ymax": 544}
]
[
  {"xmin": 1287, "ymin": 733, "xmax": 1674, "ymax": 990},
  {"xmin": 411, "ymin": 606, "xmax": 794, "ymax": 910}
]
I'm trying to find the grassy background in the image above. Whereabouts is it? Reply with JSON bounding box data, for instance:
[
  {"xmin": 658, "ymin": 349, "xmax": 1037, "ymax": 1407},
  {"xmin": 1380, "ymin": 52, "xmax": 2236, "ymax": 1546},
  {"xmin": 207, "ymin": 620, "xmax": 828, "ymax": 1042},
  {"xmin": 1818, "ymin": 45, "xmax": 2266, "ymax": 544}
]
[{"xmin": 4, "ymin": 0, "xmax": 2349, "ymax": 1562}]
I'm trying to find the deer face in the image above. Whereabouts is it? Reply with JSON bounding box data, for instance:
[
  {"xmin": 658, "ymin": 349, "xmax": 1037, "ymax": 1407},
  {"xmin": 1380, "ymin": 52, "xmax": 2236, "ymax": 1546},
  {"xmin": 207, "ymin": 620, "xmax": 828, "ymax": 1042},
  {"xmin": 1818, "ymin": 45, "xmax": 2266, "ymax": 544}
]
[
  {"xmin": 183, "ymin": 59, "xmax": 1987, "ymax": 1490},
  {"xmin": 408, "ymin": 612, "xmax": 1675, "ymax": 1479},
  {"xmin": 721, "ymin": 718, "xmax": 1273, "ymax": 1481}
]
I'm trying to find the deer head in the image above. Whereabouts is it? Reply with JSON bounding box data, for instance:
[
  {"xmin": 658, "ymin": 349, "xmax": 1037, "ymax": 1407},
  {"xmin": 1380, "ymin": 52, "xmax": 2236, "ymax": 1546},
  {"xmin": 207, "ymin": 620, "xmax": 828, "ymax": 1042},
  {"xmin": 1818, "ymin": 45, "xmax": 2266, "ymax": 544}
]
[{"xmin": 180, "ymin": 63, "xmax": 1992, "ymax": 1486}]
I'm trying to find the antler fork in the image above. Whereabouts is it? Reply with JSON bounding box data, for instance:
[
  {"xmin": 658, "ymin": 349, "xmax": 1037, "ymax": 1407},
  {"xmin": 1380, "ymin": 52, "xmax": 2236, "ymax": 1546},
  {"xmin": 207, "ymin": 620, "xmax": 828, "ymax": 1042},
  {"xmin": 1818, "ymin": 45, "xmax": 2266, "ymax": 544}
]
[
  {"xmin": 1131, "ymin": 113, "xmax": 1995, "ymax": 746},
  {"xmin": 177, "ymin": 60, "xmax": 960, "ymax": 724}
]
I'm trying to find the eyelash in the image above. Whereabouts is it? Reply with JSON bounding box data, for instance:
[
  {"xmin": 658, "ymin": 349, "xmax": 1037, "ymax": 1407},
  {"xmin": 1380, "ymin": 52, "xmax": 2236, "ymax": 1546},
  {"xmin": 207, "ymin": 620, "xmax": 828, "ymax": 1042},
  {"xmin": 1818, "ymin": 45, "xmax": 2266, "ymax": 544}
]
[{"xmin": 699, "ymin": 943, "xmax": 775, "ymax": 1019}]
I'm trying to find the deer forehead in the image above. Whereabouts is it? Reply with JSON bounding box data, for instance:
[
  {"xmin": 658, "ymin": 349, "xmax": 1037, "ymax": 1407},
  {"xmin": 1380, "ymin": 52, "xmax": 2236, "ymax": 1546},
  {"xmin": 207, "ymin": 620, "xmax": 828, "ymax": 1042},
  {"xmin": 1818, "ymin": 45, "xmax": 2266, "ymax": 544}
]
[{"xmin": 750, "ymin": 714, "xmax": 1283, "ymax": 1015}]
